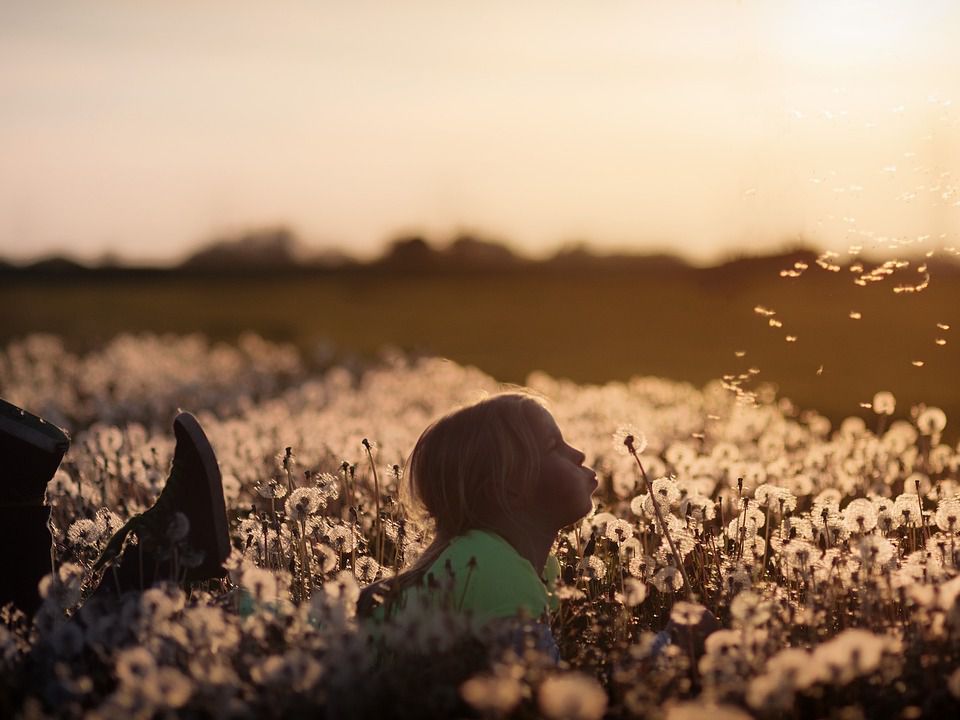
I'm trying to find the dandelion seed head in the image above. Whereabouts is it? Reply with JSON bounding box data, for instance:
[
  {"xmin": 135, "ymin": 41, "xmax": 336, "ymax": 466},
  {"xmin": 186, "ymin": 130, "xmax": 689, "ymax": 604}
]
[
  {"xmin": 842, "ymin": 498, "xmax": 879, "ymax": 533},
  {"xmin": 115, "ymin": 646, "xmax": 158, "ymax": 686},
  {"xmin": 538, "ymin": 673, "xmax": 607, "ymax": 720},
  {"xmin": 893, "ymin": 494, "xmax": 923, "ymax": 526},
  {"xmin": 354, "ymin": 555, "xmax": 382, "ymax": 584},
  {"xmin": 584, "ymin": 555, "xmax": 606, "ymax": 581},
  {"xmin": 461, "ymin": 673, "xmax": 523, "ymax": 716},
  {"xmin": 66, "ymin": 519, "xmax": 99, "ymax": 547},
  {"xmin": 917, "ymin": 407, "xmax": 947, "ymax": 435},
  {"xmin": 241, "ymin": 567, "xmax": 278, "ymax": 604},
  {"xmin": 935, "ymin": 498, "xmax": 960, "ymax": 533},
  {"xmin": 144, "ymin": 667, "xmax": 193, "ymax": 709},
  {"xmin": 627, "ymin": 555, "xmax": 651, "ymax": 579},
  {"xmin": 813, "ymin": 629, "xmax": 891, "ymax": 683},
  {"xmin": 285, "ymin": 487, "xmax": 322, "ymax": 521},
  {"xmin": 604, "ymin": 518, "xmax": 635, "ymax": 544},
  {"xmin": 872, "ymin": 391, "xmax": 896, "ymax": 415},
  {"xmin": 670, "ymin": 600, "xmax": 708, "ymax": 627},
  {"xmin": 256, "ymin": 478, "xmax": 287, "ymax": 499},
  {"xmin": 613, "ymin": 425, "xmax": 647, "ymax": 455},
  {"xmin": 623, "ymin": 578, "xmax": 648, "ymax": 606},
  {"xmin": 652, "ymin": 565, "xmax": 684, "ymax": 593}
]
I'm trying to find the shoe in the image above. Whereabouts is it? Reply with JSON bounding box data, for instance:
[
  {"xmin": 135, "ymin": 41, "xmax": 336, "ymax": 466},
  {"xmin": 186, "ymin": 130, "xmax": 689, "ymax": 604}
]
[
  {"xmin": 0, "ymin": 397, "xmax": 70, "ymax": 505},
  {"xmin": 94, "ymin": 412, "xmax": 230, "ymax": 585},
  {"xmin": 0, "ymin": 398, "xmax": 68, "ymax": 614}
]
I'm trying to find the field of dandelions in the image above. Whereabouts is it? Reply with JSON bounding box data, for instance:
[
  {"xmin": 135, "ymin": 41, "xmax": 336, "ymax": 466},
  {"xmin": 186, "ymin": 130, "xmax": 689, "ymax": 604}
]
[{"xmin": 3, "ymin": 332, "xmax": 960, "ymax": 720}]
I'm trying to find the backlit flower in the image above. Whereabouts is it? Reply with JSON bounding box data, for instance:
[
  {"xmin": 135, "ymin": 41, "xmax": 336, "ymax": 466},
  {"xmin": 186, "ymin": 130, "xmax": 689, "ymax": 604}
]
[{"xmin": 538, "ymin": 673, "xmax": 607, "ymax": 720}]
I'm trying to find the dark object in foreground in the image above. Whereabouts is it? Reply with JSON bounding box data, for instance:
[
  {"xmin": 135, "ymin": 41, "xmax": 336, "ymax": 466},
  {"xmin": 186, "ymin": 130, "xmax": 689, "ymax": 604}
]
[
  {"xmin": 0, "ymin": 398, "xmax": 70, "ymax": 615},
  {"xmin": 0, "ymin": 398, "xmax": 230, "ymax": 615}
]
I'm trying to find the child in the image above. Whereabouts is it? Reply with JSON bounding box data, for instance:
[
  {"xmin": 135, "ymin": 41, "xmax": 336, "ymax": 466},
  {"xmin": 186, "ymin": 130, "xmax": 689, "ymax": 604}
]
[
  {"xmin": 357, "ymin": 392, "xmax": 598, "ymax": 657},
  {"xmin": 0, "ymin": 397, "xmax": 230, "ymax": 615}
]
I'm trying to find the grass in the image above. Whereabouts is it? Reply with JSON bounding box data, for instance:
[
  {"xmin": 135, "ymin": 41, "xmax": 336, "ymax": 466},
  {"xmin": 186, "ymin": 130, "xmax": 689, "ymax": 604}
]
[{"xmin": 2, "ymin": 263, "xmax": 958, "ymax": 436}]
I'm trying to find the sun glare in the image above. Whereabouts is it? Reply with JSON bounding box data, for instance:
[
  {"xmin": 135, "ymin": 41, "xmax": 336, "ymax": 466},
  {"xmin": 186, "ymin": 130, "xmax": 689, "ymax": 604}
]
[{"xmin": 770, "ymin": 0, "xmax": 948, "ymax": 68}]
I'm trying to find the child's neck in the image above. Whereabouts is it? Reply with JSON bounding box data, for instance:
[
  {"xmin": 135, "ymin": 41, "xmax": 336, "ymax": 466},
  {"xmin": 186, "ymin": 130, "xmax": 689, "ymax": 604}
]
[{"xmin": 488, "ymin": 521, "xmax": 555, "ymax": 577}]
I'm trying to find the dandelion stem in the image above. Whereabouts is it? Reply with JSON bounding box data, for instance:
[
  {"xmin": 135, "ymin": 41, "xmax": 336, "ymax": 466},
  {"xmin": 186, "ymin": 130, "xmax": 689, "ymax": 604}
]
[
  {"xmin": 629, "ymin": 447, "xmax": 693, "ymax": 599},
  {"xmin": 761, "ymin": 502, "xmax": 773, "ymax": 579},
  {"xmin": 363, "ymin": 439, "xmax": 384, "ymax": 567}
]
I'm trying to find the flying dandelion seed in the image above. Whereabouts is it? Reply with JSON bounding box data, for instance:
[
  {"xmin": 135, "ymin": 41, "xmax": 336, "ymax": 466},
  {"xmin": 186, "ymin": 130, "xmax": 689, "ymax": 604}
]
[
  {"xmin": 849, "ymin": 311, "xmax": 862, "ymax": 319},
  {"xmin": 753, "ymin": 306, "xmax": 776, "ymax": 317},
  {"xmin": 937, "ymin": 323, "xmax": 950, "ymax": 330},
  {"xmin": 734, "ymin": 350, "xmax": 746, "ymax": 357},
  {"xmin": 785, "ymin": 335, "xmax": 797, "ymax": 342},
  {"xmin": 912, "ymin": 360, "xmax": 925, "ymax": 367},
  {"xmin": 769, "ymin": 319, "xmax": 783, "ymax": 328},
  {"xmin": 816, "ymin": 365, "xmax": 824, "ymax": 375},
  {"xmin": 935, "ymin": 338, "xmax": 947, "ymax": 346}
]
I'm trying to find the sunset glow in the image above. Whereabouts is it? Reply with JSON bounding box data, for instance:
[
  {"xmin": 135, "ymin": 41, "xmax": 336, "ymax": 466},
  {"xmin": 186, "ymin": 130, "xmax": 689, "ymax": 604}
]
[{"xmin": 1, "ymin": 0, "xmax": 958, "ymax": 264}]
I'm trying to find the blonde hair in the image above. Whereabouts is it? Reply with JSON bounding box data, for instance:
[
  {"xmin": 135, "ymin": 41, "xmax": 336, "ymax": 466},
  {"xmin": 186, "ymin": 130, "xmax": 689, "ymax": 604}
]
[
  {"xmin": 356, "ymin": 390, "xmax": 555, "ymax": 617},
  {"xmin": 396, "ymin": 390, "xmax": 550, "ymax": 580}
]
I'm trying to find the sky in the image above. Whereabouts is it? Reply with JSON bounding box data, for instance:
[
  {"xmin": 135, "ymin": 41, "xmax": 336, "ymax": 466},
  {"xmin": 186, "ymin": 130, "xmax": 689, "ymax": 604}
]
[{"xmin": 1, "ymin": 0, "xmax": 959, "ymax": 265}]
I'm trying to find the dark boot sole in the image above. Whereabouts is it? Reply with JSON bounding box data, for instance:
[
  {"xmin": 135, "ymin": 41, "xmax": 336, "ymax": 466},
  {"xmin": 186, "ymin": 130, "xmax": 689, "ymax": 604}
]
[
  {"xmin": 0, "ymin": 397, "xmax": 70, "ymax": 504},
  {"xmin": 173, "ymin": 412, "xmax": 230, "ymax": 573},
  {"xmin": 0, "ymin": 398, "xmax": 70, "ymax": 454}
]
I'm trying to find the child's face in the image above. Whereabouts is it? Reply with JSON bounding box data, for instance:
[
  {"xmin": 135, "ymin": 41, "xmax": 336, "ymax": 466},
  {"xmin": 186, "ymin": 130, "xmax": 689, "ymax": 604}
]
[{"xmin": 523, "ymin": 406, "xmax": 597, "ymax": 530}]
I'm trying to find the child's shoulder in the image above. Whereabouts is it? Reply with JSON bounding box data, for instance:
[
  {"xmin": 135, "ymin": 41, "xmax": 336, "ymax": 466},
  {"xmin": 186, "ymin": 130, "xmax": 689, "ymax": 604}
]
[{"xmin": 428, "ymin": 529, "xmax": 555, "ymax": 620}]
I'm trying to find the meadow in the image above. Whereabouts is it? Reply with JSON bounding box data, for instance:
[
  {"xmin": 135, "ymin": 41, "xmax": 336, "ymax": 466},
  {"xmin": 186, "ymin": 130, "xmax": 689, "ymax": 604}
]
[
  {"xmin": 2, "ymin": 252, "xmax": 959, "ymax": 438},
  {"xmin": 2, "ymin": 327, "xmax": 960, "ymax": 718}
]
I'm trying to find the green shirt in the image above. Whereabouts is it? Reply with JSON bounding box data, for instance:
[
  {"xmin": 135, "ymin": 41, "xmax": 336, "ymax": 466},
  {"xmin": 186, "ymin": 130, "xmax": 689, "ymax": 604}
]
[{"xmin": 371, "ymin": 529, "xmax": 560, "ymax": 625}]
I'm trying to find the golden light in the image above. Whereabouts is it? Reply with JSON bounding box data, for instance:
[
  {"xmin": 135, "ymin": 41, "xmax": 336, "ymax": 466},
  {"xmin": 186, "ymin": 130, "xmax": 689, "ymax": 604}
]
[{"xmin": 768, "ymin": 0, "xmax": 951, "ymax": 69}]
